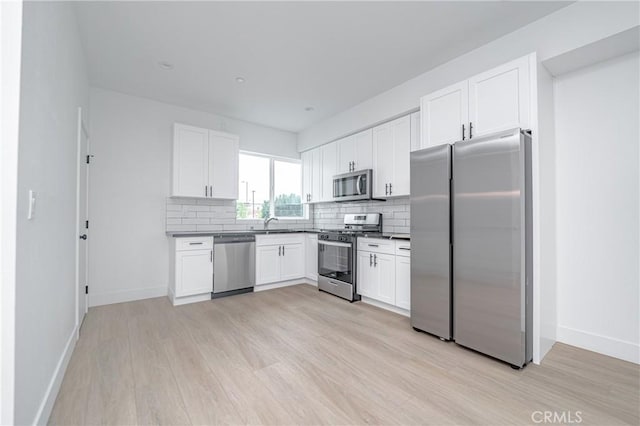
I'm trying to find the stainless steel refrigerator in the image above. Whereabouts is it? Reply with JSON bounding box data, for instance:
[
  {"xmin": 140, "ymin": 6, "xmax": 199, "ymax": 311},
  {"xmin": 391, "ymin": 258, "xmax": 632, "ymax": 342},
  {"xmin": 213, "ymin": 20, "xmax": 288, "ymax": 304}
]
[{"xmin": 410, "ymin": 128, "xmax": 533, "ymax": 368}]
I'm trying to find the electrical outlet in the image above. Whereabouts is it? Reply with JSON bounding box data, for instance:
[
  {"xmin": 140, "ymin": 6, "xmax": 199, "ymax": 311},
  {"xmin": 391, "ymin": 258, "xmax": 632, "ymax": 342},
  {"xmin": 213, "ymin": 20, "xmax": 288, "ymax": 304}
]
[{"xmin": 28, "ymin": 190, "xmax": 36, "ymax": 219}]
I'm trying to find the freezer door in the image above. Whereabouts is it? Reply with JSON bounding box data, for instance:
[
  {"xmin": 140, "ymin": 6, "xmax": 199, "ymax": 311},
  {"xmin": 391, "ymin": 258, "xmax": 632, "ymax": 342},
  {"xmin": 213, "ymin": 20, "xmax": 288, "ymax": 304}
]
[
  {"xmin": 453, "ymin": 129, "xmax": 527, "ymax": 366},
  {"xmin": 410, "ymin": 144, "xmax": 452, "ymax": 339}
]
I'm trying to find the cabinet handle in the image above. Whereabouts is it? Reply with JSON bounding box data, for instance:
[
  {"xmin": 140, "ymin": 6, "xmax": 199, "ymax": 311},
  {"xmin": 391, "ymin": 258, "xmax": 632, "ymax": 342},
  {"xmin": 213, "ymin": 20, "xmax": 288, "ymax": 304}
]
[
  {"xmin": 369, "ymin": 253, "xmax": 373, "ymax": 267},
  {"xmin": 399, "ymin": 247, "xmax": 411, "ymax": 251},
  {"xmin": 373, "ymin": 254, "xmax": 377, "ymax": 267},
  {"xmin": 278, "ymin": 246, "xmax": 281, "ymax": 256},
  {"xmin": 209, "ymin": 185, "xmax": 213, "ymax": 197},
  {"xmin": 462, "ymin": 124, "xmax": 466, "ymax": 141},
  {"xmin": 469, "ymin": 122, "xmax": 473, "ymax": 139},
  {"xmin": 210, "ymin": 250, "xmax": 213, "ymax": 262},
  {"xmin": 205, "ymin": 185, "xmax": 208, "ymax": 197},
  {"xmin": 189, "ymin": 242, "xmax": 204, "ymax": 245},
  {"xmin": 389, "ymin": 183, "xmax": 392, "ymax": 195},
  {"xmin": 385, "ymin": 183, "xmax": 388, "ymax": 196},
  {"xmin": 282, "ymin": 245, "xmax": 285, "ymax": 256},
  {"xmin": 368, "ymin": 244, "xmax": 379, "ymax": 247}
]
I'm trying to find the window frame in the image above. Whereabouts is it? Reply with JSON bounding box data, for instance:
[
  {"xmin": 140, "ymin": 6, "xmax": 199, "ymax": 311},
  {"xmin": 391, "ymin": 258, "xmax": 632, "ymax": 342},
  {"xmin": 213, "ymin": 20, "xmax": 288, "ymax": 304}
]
[{"xmin": 237, "ymin": 151, "xmax": 305, "ymax": 220}]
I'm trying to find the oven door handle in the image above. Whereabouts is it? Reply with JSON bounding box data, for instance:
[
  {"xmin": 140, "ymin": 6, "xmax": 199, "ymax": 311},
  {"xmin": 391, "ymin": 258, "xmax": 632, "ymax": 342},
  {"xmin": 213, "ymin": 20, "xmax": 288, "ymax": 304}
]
[{"xmin": 318, "ymin": 240, "xmax": 352, "ymax": 248}]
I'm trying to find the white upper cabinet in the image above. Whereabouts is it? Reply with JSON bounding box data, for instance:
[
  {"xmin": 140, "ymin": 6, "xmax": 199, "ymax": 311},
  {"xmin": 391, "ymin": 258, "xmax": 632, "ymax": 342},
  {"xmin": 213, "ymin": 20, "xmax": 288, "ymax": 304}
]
[
  {"xmin": 468, "ymin": 55, "xmax": 530, "ymax": 138},
  {"xmin": 420, "ymin": 81, "xmax": 469, "ymax": 148},
  {"xmin": 172, "ymin": 123, "xmax": 239, "ymax": 199},
  {"xmin": 410, "ymin": 111, "xmax": 421, "ymax": 152},
  {"xmin": 301, "ymin": 147, "xmax": 323, "ymax": 203},
  {"xmin": 372, "ymin": 115, "xmax": 411, "ymax": 198},
  {"xmin": 337, "ymin": 128, "xmax": 373, "ymax": 174},
  {"xmin": 172, "ymin": 124, "xmax": 210, "ymax": 198},
  {"xmin": 209, "ymin": 130, "xmax": 239, "ymax": 199},
  {"xmin": 420, "ymin": 55, "xmax": 531, "ymax": 148},
  {"xmin": 320, "ymin": 142, "xmax": 337, "ymax": 202}
]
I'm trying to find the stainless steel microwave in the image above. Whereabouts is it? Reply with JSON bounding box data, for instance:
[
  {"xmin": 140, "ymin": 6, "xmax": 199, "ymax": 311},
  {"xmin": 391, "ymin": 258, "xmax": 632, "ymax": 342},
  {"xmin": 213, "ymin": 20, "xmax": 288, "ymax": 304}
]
[{"xmin": 333, "ymin": 169, "xmax": 373, "ymax": 202}]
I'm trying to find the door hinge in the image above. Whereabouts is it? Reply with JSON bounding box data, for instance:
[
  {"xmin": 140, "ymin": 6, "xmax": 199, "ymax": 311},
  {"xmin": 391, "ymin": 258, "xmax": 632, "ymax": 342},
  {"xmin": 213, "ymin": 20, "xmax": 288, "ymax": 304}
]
[
  {"xmin": 85, "ymin": 220, "xmax": 89, "ymax": 229},
  {"xmin": 85, "ymin": 285, "xmax": 88, "ymax": 294}
]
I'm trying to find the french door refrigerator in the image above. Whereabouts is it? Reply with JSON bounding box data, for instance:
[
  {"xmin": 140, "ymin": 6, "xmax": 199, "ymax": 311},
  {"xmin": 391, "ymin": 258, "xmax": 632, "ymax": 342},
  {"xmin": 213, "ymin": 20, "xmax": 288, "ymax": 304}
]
[{"xmin": 410, "ymin": 128, "xmax": 533, "ymax": 368}]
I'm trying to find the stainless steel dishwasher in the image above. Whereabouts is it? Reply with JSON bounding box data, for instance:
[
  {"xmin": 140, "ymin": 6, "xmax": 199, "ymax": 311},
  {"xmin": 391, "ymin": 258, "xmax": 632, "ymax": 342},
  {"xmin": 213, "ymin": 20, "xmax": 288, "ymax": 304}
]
[{"xmin": 212, "ymin": 234, "xmax": 256, "ymax": 298}]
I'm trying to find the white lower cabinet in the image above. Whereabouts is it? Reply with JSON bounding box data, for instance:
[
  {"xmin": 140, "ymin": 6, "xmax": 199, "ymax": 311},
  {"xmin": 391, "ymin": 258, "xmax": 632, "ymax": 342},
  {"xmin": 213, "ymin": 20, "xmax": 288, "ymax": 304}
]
[
  {"xmin": 170, "ymin": 237, "xmax": 214, "ymax": 305},
  {"xmin": 305, "ymin": 234, "xmax": 318, "ymax": 281},
  {"xmin": 255, "ymin": 234, "xmax": 306, "ymax": 285},
  {"xmin": 357, "ymin": 238, "xmax": 410, "ymax": 311}
]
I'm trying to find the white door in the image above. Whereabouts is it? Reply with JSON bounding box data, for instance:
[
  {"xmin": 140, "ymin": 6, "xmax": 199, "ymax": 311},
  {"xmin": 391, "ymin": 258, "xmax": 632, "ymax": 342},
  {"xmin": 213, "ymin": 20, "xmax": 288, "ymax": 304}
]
[
  {"xmin": 280, "ymin": 243, "xmax": 305, "ymax": 281},
  {"xmin": 357, "ymin": 251, "xmax": 374, "ymax": 297},
  {"xmin": 310, "ymin": 148, "xmax": 322, "ymax": 202},
  {"xmin": 305, "ymin": 235, "xmax": 318, "ymax": 281},
  {"xmin": 301, "ymin": 151, "xmax": 312, "ymax": 203},
  {"xmin": 390, "ymin": 115, "xmax": 411, "ymax": 197},
  {"xmin": 336, "ymin": 135, "xmax": 355, "ymax": 174},
  {"xmin": 175, "ymin": 249, "xmax": 213, "ymax": 297},
  {"xmin": 76, "ymin": 108, "xmax": 89, "ymax": 332},
  {"xmin": 420, "ymin": 81, "xmax": 469, "ymax": 147},
  {"xmin": 209, "ymin": 130, "xmax": 239, "ymax": 199},
  {"xmin": 372, "ymin": 123, "xmax": 394, "ymax": 198},
  {"xmin": 468, "ymin": 56, "xmax": 530, "ymax": 138},
  {"xmin": 409, "ymin": 111, "xmax": 421, "ymax": 152},
  {"xmin": 256, "ymin": 245, "xmax": 281, "ymax": 284},
  {"xmin": 353, "ymin": 128, "xmax": 373, "ymax": 171},
  {"xmin": 172, "ymin": 124, "xmax": 209, "ymax": 198},
  {"xmin": 395, "ymin": 256, "xmax": 411, "ymax": 310},
  {"xmin": 375, "ymin": 253, "xmax": 396, "ymax": 305},
  {"xmin": 320, "ymin": 142, "xmax": 337, "ymax": 202}
]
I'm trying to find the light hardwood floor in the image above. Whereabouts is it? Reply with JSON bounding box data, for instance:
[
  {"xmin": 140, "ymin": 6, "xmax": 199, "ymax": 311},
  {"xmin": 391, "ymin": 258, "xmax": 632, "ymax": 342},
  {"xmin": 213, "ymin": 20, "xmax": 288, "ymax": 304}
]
[{"xmin": 49, "ymin": 284, "xmax": 639, "ymax": 425}]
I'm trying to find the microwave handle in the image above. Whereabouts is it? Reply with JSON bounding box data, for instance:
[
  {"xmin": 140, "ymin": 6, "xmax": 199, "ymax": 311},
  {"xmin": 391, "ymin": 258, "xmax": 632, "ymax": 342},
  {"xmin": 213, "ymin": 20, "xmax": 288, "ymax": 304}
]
[{"xmin": 356, "ymin": 175, "xmax": 363, "ymax": 195}]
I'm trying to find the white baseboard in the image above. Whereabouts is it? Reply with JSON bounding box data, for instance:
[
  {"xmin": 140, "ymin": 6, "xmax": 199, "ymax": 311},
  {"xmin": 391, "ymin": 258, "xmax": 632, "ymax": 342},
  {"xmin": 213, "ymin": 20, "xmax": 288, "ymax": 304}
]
[
  {"xmin": 361, "ymin": 296, "xmax": 410, "ymax": 317},
  {"xmin": 171, "ymin": 292, "xmax": 211, "ymax": 306},
  {"xmin": 557, "ymin": 325, "xmax": 639, "ymax": 364},
  {"xmin": 34, "ymin": 325, "xmax": 78, "ymax": 425},
  {"xmin": 254, "ymin": 279, "xmax": 316, "ymax": 292},
  {"xmin": 89, "ymin": 286, "xmax": 168, "ymax": 307}
]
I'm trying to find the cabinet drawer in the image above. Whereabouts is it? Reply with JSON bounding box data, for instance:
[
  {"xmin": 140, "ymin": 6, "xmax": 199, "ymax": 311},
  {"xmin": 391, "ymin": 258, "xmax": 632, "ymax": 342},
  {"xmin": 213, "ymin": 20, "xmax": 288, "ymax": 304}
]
[
  {"xmin": 176, "ymin": 237, "xmax": 213, "ymax": 251},
  {"xmin": 395, "ymin": 241, "xmax": 411, "ymax": 257},
  {"xmin": 256, "ymin": 234, "xmax": 305, "ymax": 247},
  {"xmin": 357, "ymin": 238, "xmax": 395, "ymax": 255}
]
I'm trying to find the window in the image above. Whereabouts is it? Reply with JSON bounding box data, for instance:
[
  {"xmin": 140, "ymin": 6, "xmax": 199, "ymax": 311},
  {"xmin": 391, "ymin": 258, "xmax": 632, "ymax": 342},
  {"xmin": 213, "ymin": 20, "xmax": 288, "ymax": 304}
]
[{"xmin": 236, "ymin": 153, "xmax": 303, "ymax": 219}]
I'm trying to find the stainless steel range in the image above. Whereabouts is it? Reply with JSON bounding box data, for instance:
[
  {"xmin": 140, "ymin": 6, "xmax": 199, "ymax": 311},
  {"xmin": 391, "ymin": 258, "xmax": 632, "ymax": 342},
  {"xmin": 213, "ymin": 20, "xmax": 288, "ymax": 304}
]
[{"xmin": 317, "ymin": 213, "xmax": 382, "ymax": 302}]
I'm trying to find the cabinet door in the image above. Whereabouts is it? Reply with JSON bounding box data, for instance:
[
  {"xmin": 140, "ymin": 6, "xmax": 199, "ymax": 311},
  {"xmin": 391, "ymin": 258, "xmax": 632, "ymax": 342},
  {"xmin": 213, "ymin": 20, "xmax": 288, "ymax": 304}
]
[
  {"xmin": 468, "ymin": 56, "xmax": 530, "ymax": 138},
  {"xmin": 301, "ymin": 151, "xmax": 312, "ymax": 203},
  {"xmin": 310, "ymin": 148, "xmax": 322, "ymax": 202},
  {"xmin": 372, "ymin": 124, "xmax": 394, "ymax": 198},
  {"xmin": 175, "ymin": 249, "xmax": 213, "ymax": 297},
  {"xmin": 353, "ymin": 129, "xmax": 373, "ymax": 171},
  {"xmin": 305, "ymin": 235, "xmax": 318, "ymax": 281},
  {"xmin": 320, "ymin": 142, "xmax": 337, "ymax": 202},
  {"xmin": 390, "ymin": 115, "xmax": 411, "ymax": 197},
  {"xmin": 420, "ymin": 81, "xmax": 468, "ymax": 148},
  {"xmin": 256, "ymin": 245, "xmax": 281, "ymax": 285},
  {"xmin": 209, "ymin": 130, "xmax": 239, "ymax": 199},
  {"xmin": 410, "ymin": 111, "xmax": 421, "ymax": 152},
  {"xmin": 395, "ymin": 256, "xmax": 411, "ymax": 310},
  {"xmin": 336, "ymin": 135, "xmax": 355, "ymax": 174},
  {"xmin": 357, "ymin": 251, "xmax": 375, "ymax": 297},
  {"xmin": 172, "ymin": 124, "xmax": 209, "ymax": 198},
  {"xmin": 375, "ymin": 253, "xmax": 396, "ymax": 305},
  {"xmin": 280, "ymin": 243, "xmax": 305, "ymax": 281}
]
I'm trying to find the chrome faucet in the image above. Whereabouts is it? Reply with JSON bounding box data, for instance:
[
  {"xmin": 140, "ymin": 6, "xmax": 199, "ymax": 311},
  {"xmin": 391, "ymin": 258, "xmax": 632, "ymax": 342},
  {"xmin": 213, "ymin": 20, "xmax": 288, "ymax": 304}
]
[{"xmin": 264, "ymin": 217, "xmax": 279, "ymax": 229}]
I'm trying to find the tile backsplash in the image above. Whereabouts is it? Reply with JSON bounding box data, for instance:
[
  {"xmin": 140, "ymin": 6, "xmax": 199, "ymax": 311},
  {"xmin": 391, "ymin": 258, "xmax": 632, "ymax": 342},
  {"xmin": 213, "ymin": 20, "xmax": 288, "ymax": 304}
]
[
  {"xmin": 165, "ymin": 198, "xmax": 313, "ymax": 233},
  {"xmin": 166, "ymin": 197, "xmax": 409, "ymax": 234},
  {"xmin": 312, "ymin": 197, "xmax": 410, "ymax": 234}
]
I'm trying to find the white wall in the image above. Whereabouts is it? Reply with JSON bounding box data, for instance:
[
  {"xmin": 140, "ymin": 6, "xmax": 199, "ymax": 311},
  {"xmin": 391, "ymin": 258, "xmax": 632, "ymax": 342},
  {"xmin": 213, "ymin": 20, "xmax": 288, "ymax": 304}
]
[
  {"xmin": 87, "ymin": 88, "xmax": 299, "ymax": 307},
  {"xmin": 554, "ymin": 52, "xmax": 640, "ymax": 364},
  {"xmin": 0, "ymin": 1, "xmax": 23, "ymax": 424},
  {"xmin": 298, "ymin": 2, "xmax": 639, "ymax": 151},
  {"xmin": 13, "ymin": 2, "xmax": 89, "ymax": 424}
]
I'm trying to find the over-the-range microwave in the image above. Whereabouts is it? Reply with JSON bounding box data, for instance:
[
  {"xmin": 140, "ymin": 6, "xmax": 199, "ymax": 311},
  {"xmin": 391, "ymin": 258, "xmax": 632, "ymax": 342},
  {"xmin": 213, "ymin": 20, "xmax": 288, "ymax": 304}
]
[{"xmin": 333, "ymin": 169, "xmax": 373, "ymax": 202}]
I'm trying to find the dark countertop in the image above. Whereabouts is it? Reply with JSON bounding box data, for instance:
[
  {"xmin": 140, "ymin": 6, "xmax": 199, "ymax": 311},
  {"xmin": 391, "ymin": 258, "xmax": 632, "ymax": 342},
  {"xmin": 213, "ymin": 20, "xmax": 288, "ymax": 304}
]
[{"xmin": 166, "ymin": 228, "xmax": 324, "ymax": 238}]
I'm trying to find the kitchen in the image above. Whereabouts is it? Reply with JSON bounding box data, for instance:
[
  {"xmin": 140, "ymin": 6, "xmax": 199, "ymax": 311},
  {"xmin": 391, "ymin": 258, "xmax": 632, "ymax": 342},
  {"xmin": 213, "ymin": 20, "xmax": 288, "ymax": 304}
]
[{"xmin": 1, "ymin": 1, "xmax": 639, "ymax": 425}]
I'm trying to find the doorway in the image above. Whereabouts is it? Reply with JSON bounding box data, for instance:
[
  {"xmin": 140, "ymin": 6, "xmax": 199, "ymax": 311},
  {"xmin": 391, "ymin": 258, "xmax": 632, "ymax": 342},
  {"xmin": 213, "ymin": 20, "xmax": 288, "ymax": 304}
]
[{"xmin": 76, "ymin": 107, "xmax": 89, "ymax": 334}]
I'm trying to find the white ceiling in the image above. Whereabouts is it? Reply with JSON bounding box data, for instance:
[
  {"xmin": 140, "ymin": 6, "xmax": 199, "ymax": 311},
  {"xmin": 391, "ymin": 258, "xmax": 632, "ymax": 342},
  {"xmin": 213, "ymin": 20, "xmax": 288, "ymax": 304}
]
[{"xmin": 75, "ymin": 1, "xmax": 571, "ymax": 132}]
